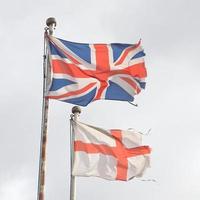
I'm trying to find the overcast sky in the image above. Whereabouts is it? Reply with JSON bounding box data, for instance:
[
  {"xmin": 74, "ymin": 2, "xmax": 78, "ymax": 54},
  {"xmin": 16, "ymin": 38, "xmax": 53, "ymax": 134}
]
[{"xmin": 0, "ymin": 0, "xmax": 200, "ymax": 200}]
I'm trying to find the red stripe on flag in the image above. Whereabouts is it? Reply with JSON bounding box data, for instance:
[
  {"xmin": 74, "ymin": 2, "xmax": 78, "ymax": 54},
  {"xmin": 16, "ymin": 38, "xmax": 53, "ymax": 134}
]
[
  {"xmin": 126, "ymin": 146, "xmax": 151, "ymax": 157},
  {"xmin": 52, "ymin": 60, "xmax": 146, "ymax": 79},
  {"xmin": 94, "ymin": 81, "xmax": 108, "ymax": 100},
  {"xmin": 114, "ymin": 41, "xmax": 141, "ymax": 66},
  {"xmin": 93, "ymin": 44, "xmax": 110, "ymax": 71},
  {"xmin": 52, "ymin": 60, "xmax": 91, "ymax": 78},
  {"xmin": 74, "ymin": 141, "xmax": 115, "ymax": 156},
  {"xmin": 48, "ymin": 37, "xmax": 81, "ymax": 65},
  {"xmin": 120, "ymin": 77, "xmax": 141, "ymax": 94},
  {"xmin": 127, "ymin": 62, "xmax": 147, "ymax": 78},
  {"xmin": 47, "ymin": 82, "xmax": 96, "ymax": 99},
  {"xmin": 110, "ymin": 63, "xmax": 147, "ymax": 78},
  {"xmin": 92, "ymin": 45, "xmax": 110, "ymax": 100},
  {"xmin": 111, "ymin": 130, "xmax": 128, "ymax": 180}
]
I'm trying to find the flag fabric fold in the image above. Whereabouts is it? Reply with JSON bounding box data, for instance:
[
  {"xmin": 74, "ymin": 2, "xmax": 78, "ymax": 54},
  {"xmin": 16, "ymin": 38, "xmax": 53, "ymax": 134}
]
[
  {"xmin": 72, "ymin": 120, "xmax": 151, "ymax": 181},
  {"xmin": 46, "ymin": 35, "xmax": 147, "ymax": 106}
]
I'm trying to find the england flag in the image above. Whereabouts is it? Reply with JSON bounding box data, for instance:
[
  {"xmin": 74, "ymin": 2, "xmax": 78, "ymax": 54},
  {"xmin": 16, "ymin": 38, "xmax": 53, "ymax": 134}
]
[{"xmin": 72, "ymin": 120, "xmax": 151, "ymax": 181}]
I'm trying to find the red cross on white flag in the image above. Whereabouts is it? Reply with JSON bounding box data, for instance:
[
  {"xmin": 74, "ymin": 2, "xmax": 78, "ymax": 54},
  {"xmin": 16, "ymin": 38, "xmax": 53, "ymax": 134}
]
[{"xmin": 72, "ymin": 121, "xmax": 151, "ymax": 181}]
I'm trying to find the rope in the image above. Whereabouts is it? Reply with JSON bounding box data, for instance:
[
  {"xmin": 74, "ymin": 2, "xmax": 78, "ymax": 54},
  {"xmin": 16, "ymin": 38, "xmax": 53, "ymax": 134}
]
[
  {"xmin": 140, "ymin": 178, "xmax": 157, "ymax": 182},
  {"xmin": 128, "ymin": 101, "xmax": 138, "ymax": 107},
  {"xmin": 127, "ymin": 128, "xmax": 152, "ymax": 136},
  {"xmin": 138, "ymin": 128, "xmax": 152, "ymax": 136}
]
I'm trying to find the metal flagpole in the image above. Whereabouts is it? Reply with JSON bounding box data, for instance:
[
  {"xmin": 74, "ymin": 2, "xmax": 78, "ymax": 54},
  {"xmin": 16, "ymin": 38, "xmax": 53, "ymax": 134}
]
[
  {"xmin": 37, "ymin": 17, "xmax": 56, "ymax": 200},
  {"xmin": 70, "ymin": 106, "xmax": 81, "ymax": 200}
]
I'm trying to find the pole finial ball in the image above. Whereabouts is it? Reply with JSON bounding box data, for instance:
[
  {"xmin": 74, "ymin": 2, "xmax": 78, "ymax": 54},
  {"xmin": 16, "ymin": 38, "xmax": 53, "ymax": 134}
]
[
  {"xmin": 46, "ymin": 17, "xmax": 57, "ymax": 27},
  {"xmin": 72, "ymin": 106, "xmax": 81, "ymax": 114}
]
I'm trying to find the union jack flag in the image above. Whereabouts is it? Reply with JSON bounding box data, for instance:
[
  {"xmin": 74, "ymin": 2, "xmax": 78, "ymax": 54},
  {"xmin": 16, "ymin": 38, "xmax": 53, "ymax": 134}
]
[{"xmin": 46, "ymin": 35, "xmax": 147, "ymax": 106}]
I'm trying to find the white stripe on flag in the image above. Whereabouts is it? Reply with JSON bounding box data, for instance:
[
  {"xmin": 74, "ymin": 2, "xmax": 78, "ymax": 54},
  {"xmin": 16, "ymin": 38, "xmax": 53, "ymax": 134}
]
[{"xmin": 75, "ymin": 121, "xmax": 116, "ymax": 146}]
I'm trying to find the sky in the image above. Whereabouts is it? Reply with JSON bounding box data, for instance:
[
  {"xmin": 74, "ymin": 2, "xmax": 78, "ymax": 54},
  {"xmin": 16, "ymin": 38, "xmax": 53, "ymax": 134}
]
[{"xmin": 0, "ymin": 0, "xmax": 200, "ymax": 200}]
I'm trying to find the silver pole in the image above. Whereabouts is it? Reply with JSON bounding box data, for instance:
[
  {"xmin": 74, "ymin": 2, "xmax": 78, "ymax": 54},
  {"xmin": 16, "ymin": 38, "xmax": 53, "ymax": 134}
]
[
  {"xmin": 37, "ymin": 17, "xmax": 56, "ymax": 200},
  {"xmin": 70, "ymin": 106, "xmax": 81, "ymax": 200}
]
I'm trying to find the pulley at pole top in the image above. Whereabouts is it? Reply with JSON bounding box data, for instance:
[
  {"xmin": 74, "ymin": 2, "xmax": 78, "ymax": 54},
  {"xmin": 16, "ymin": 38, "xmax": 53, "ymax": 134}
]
[{"xmin": 46, "ymin": 17, "xmax": 57, "ymax": 35}]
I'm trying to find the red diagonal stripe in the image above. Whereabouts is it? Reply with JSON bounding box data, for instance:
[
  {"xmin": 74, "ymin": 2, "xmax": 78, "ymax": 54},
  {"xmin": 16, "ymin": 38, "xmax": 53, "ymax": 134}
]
[
  {"xmin": 47, "ymin": 82, "xmax": 96, "ymax": 99},
  {"xmin": 120, "ymin": 77, "xmax": 141, "ymax": 94},
  {"xmin": 52, "ymin": 60, "xmax": 91, "ymax": 78},
  {"xmin": 114, "ymin": 41, "xmax": 141, "ymax": 66},
  {"xmin": 48, "ymin": 37, "xmax": 81, "ymax": 65},
  {"xmin": 110, "ymin": 63, "xmax": 147, "ymax": 78}
]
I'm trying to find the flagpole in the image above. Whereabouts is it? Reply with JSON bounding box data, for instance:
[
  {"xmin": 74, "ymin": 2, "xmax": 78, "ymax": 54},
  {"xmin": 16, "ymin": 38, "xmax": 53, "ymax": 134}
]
[
  {"xmin": 70, "ymin": 106, "xmax": 81, "ymax": 200},
  {"xmin": 37, "ymin": 17, "xmax": 56, "ymax": 200}
]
